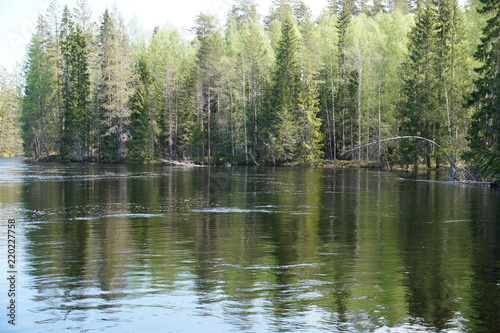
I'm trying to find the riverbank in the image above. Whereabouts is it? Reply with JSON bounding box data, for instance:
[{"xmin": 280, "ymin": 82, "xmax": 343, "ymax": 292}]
[{"xmin": 11, "ymin": 156, "xmax": 498, "ymax": 188}]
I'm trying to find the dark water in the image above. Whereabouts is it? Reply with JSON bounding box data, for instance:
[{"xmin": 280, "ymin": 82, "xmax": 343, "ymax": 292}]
[{"xmin": 0, "ymin": 158, "xmax": 499, "ymax": 333}]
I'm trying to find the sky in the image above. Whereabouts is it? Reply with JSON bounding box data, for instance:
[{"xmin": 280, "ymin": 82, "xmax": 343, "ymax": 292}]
[{"xmin": 0, "ymin": 0, "xmax": 329, "ymax": 71}]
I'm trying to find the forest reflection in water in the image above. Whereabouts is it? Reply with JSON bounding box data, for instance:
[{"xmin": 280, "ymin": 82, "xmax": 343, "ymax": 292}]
[{"xmin": 0, "ymin": 159, "xmax": 499, "ymax": 332}]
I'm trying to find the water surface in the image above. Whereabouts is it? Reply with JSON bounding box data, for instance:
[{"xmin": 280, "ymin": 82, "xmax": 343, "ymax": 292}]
[{"xmin": 0, "ymin": 158, "xmax": 499, "ymax": 332}]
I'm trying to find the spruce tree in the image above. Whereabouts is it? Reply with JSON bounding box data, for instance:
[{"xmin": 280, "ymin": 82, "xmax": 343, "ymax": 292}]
[
  {"xmin": 59, "ymin": 7, "xmax": 91, "ymax": 162},
  {"xmin": 22, "ymin": 15, "xmax": 59, "ymax": 161},
  {"xmin": 336, "ymin": 1, "xmax": 355, "ymax": 155},
  {"xmin": 129, "ymin": 57, "xmax": 155, "ymax": 162},
  {"xmin": 398, "ymin": 1, "xmax": 440, "ymax": 169},
  {"xmin": 435, "ymin": 0, "xmax": 471, "ymax": 162},
  {"xmin": 468, "ymin": 0, "xmax": 500, "ymax": 181},
  {"xmin": 265, "ymin": 11, "xmax": 302, "ymax": 164},
  {"xmin": 96, "ymin": 9, "xmax": 134, "ymax": 162}
]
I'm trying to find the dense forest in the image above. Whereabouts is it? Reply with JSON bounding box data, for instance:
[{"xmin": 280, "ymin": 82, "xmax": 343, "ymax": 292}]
[{"xmin": 0, "ymin": 0, "xmax": 499, "ymax": 178}]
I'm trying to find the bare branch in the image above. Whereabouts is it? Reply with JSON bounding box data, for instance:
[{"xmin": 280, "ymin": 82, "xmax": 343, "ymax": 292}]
[{"xmin": 340, "ymin": 136, "xmax": 456, "ymax": 170}]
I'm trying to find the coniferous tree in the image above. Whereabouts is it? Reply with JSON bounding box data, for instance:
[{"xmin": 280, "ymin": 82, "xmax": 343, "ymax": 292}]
[
  {"xmin": 398, "ymin": 1, "xmax": 440, "ymax": 168},
  {"xmin": 336, "ymin": 1, "xmax": 355, "ymax": 155},
  {"xmin": 468, "ymin": 0, "xmax": 500, "ymax": 181},
  {"xmin": 398, "ymin": 0, "xmax": 471, "ymax": 169},
  {"xmin": 8, "ymin": 0, "xmax": 482, "ymax": 168},
  {"xmin": 22, "ymin": 15, "xmax": 60, "ymax": 161},
  {"xmin": 435, "ymin": 0, "xmax": 471, "ymax": 162},
  {"xmin": 265, "ymin": 11, "xmax": 302, "ymax": 164},
  {"xmin": 327, "ymin": 0, "xmax": 342, "ymax": 14},
  {"xmin": 96, "ymin": 8, "xmax": 134, "ymax": 162},
  {"xmin": 129, "ymin": 57, "xmax": 155, "ymax": 162},
  {"xmin": 59, "ymin": 7, "xmax": 91, "ymax": 161}
]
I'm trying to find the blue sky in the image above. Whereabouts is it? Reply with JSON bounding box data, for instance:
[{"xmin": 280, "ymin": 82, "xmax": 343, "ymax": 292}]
[{"xmin": 0, "ymin": 0, "xmax": 328, "ymax": 71}]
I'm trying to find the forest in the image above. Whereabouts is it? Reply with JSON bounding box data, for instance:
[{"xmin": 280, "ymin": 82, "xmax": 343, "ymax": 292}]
[{"xmin": 0, "ymin": 0, "xmax": 499, "ymax": 180}]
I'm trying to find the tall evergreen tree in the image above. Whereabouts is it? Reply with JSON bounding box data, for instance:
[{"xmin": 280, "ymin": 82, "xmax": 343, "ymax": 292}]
[
  {"xmin": 436, "ymin": 0, "xmax": 471, "ymax": 162},
  {"xmin": 336, "ymin": 1, "xmax": 355, "ymax": 155},
  {"xmin": 129, "ymin": 57, "xmax": 155, "ymax": 162},
  {"xmin": 468, "ymin": 0, "xmax": 500, "ymax": 180},
  {"xmin": 398, "ymin": 1, "xmax": 440, "ymax": 168},
  {"xmin": 398, "ymin": 0, "xmax": 472, "ymax": 169},
  {"xmin": 10, "ymin": 0, "xmax": 480, "ymax": 167},
  {"xmin": 22, "ymin": 15, "xmax": 59, "ymax": 161},
  {"xmin": 59, "ymin": 7, "xmax": 91, "ymax": 161},
  {"xmin": 265, "ymin": 12, "xmax": 302, "ymax": 164},
  {"xmin": 96, "ymin": 8, "xmax": 134, "ymax": 162}
]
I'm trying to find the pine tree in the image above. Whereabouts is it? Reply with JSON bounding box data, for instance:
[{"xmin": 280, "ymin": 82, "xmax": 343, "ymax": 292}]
[{"xmin": 468, "ymin": 0, "xmax": 500, "ymax": 181}]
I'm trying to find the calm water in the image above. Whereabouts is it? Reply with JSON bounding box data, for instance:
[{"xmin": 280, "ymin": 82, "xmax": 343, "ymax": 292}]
[{"xmin": 0, "ymin": 158, "xmax": 499, "ymax": 333}]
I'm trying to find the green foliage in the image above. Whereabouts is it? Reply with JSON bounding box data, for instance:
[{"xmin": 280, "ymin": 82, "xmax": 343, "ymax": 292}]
[
  {"xmin": 59, "ymin": 12, "xmax": 91, "ymax": 162},
  {"xmin": 265, "ymin": 12, "xmax": 302, "ymax": 164},
  {"xmin": 334, "ymin": 2, "xmax": 357, "ymax": 156},
  {"xmin": 22, "ymin": 16, "xmax": 60, "ymax": 161},
  {"xmin": 128, "ymin": 57, "xmax": 156, "ymax": 162},
  {"xmin": 474, "ymin": 149, "xmax": 500, "ymax": 184},
  {"xmin": 466, "ymin": 0, "xmax": 500, "ymax": 181},
  {"xmin": 6, "ymin": 0, "xmax": 485, "ymax": 170},
  {"xmin": 398, "ymin": 2, "xmax": 440, "ymax": 167},
  {"xmin": 0, "ymin": 68, "xmax": 23, "ymax": 156},
  {"xmin": 297, "ymin": 13, "xmax": 323, "ymax": 164},
  {"xmin": 398, "ymin": 0, "xmax": 471, "ymax": 169},
  {"xmin": 96, "ymin": 9, "xmax": 135, "ymax": 162},
  {"xmin": 468, "ymin": 0, "xmax": 500, "ymax": 153}
]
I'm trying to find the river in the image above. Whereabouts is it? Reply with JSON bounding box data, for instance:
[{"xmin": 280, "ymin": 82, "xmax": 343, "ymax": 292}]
[{"xmin": 0, "ymin": 158, "xmax": 499, "ymax": 332}]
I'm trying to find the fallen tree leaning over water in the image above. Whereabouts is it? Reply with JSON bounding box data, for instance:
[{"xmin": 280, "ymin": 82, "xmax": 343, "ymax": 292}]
[
  {"xmin": 159, "ymin": 159, "xmax": 203, "ymax": 167},
  {"xmin": 340, "ymin": 136, "xmax": 466, "ymax": 179},
  {"xmin": 341, "ymin": 136, "xmax": 499, "ymax": 186}
]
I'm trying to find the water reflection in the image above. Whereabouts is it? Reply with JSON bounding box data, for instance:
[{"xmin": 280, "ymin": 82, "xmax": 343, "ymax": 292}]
[{"xmin": 0, "ymin": 159, "xmax": 499, "ymax": 332}]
